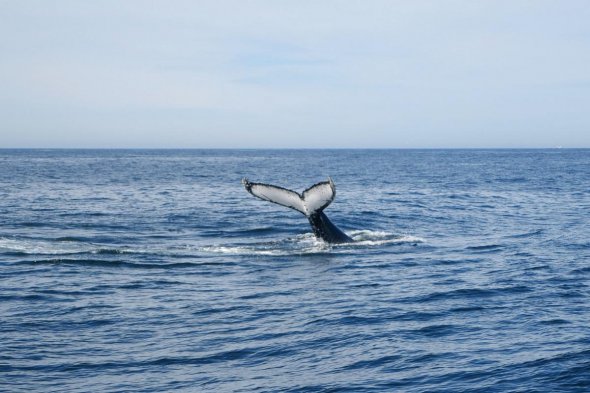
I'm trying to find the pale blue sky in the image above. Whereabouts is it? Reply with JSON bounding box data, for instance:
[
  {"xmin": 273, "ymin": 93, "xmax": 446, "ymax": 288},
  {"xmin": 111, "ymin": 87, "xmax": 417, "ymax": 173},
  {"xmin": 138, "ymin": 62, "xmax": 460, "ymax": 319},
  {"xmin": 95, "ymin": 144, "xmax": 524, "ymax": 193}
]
[{"xmin": 1, "ymin": 1, "xmax": 589, "ymax": 148}]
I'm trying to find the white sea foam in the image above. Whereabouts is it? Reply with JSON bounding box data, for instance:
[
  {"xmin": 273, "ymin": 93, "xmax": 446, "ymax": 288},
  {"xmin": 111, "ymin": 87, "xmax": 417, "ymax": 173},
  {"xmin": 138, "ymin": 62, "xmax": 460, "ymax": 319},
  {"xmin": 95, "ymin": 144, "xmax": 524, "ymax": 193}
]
[
  {"xmin": 1, "ymin": 230, "xmax": 424, "ymax": 259},
  {"xmin": 347, "ymin": 230, "xmax": 425, "ymax": 246},
  {"xmin": 199, "ymin": 230, "xmax": 424, "ymax": 256},
  {"xmin": 199, "ymin": 234, "xmax": 331, "ymax": 256},
  {"xmin": 0, "ymin": 237, "xmax": 152, "ymax": 256},
  {"xmin": 0, "ymin": 237, "xmax": 94, "ymax": 255},
  {"xmin": 200, "ymin": 247, "xmax": 332, "ymax": 256}
]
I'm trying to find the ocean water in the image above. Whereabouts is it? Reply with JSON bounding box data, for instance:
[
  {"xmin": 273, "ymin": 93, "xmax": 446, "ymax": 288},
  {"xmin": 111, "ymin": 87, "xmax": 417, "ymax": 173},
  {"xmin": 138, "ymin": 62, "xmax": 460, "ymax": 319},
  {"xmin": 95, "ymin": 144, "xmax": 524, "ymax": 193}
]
[{"xmin": 1, "ymin": 149, "xmax": 589, "ymax": 392}]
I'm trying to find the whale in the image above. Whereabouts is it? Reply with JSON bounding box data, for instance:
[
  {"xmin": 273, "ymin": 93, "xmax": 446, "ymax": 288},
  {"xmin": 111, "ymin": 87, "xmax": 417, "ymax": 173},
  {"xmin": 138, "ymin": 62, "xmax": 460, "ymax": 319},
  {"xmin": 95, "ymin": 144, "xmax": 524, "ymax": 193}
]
[{"xmin": 242, "ymin": 177, "xmax": 353, "ymax": 244}]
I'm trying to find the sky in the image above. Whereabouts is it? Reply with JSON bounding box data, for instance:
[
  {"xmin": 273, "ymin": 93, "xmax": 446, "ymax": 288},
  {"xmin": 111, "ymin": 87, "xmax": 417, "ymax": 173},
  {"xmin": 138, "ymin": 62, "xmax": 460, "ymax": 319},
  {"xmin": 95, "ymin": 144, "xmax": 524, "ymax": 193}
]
[{"xmin": 1, "ymin": 1, "xmax": 589, "ymax": 148}]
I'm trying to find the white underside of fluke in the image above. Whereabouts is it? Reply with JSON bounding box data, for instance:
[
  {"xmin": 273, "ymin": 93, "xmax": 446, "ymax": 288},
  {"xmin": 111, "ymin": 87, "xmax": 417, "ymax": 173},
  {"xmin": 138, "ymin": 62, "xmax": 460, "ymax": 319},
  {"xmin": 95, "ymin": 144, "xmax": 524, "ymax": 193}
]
[{"xmin": 242, "ymin": 178, "xmax": 336, "ymax": 216}]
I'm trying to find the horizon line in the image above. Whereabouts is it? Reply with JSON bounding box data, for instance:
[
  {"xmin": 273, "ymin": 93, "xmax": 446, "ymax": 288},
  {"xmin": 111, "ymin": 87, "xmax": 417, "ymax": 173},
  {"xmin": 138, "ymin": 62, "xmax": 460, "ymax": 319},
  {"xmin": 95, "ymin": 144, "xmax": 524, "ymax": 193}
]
[{"xmin": 0, "ymin": 147, "xmax": 586, "ymax": 150}]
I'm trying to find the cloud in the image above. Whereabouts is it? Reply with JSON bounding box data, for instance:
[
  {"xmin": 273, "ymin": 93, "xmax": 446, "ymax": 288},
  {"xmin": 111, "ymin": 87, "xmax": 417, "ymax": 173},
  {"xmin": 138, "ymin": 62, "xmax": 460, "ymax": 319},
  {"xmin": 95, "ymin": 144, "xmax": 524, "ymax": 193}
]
[{"xmin": 1, "ymin": 1, "xmax": 589, "ymax": 147}]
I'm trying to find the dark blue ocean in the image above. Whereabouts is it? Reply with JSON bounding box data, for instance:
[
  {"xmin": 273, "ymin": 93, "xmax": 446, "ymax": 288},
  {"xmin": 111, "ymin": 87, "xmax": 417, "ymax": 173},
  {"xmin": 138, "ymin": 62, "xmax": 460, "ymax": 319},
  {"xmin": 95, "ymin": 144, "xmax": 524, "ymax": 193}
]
[{"xmin": 1, "ymin": 149, "xmax": 589, "ymax": 392}]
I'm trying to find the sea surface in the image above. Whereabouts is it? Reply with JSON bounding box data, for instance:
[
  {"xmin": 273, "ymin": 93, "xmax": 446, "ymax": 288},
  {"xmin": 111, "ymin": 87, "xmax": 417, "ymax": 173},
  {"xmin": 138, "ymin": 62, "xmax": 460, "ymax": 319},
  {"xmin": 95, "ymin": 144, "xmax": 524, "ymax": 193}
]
[{"xmin": 1, "ymin": 149, "xmax": 589, "ymax": 392}]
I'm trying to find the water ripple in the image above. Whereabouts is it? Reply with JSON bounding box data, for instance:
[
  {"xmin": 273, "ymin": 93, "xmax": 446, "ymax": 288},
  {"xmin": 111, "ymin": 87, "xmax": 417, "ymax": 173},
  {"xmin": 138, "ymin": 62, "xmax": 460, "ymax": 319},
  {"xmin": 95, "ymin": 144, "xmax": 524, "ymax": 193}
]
[{"xmin": 1, "ymin": 149, "xmax": 589, "ymax": 393}]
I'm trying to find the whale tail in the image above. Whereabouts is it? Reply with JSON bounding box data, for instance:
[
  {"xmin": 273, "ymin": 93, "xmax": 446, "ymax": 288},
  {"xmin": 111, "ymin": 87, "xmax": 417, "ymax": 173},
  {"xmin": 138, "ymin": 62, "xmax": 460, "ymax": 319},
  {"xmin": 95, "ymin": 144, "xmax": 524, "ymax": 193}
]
[
  {"xmin": 242, "ymin": 178, "xmax": 336, "ymax": 217},
  {"xmin": 242, "ymin": 177, "xmax": 352, "ymax": 243}
]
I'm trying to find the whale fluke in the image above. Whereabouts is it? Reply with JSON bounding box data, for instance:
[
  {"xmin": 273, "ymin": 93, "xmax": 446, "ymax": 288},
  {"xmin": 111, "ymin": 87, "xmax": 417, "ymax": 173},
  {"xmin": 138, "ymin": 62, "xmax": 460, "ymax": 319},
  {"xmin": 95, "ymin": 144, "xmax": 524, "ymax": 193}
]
[
  {"xmin": 242, "ymin": 178, "xmax": 335, "ymax": 216},
  {"xmin": 242, "ymin": 178, "xmax": 352, "ymax": 244}
]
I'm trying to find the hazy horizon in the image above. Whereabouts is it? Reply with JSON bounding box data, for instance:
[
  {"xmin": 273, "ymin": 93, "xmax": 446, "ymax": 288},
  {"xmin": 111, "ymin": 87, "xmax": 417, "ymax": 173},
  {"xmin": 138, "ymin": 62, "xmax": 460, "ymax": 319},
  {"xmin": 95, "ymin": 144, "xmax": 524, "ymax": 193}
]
[
  {"xmin": 1, "ymin": 1, "xmax": 589, "ymax": 148},
  {"xmin": 0, "ymin": 147, "xmax": 587, "ymax": 150}
]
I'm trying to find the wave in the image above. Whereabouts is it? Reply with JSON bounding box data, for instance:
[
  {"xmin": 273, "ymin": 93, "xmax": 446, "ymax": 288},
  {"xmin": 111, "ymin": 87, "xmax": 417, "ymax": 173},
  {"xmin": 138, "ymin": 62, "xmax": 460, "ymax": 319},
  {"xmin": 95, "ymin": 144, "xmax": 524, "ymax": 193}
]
[
  {"xmin": 199, "ymin": 230, "xmax": 424, "ymax": 256},
  {"xmin": 347, "ymin": 230, "xmax": 424, "ymax": 246},
  {"xmin": 1, "ymin": 230, "xmax": 424, "ymax": 261},
  {"xmin": 0, "ymin": 237, "xmax": 161, "ymax": 257},
  {"xmin": 199, "ymin": 234, "xmax": 330, "ymax": 256},
  {"xmin": 13, "ymin": 258, "xmax": 218, "ymax": 269},
  {"xmin": 465, "ymin": 244, "xmax": 505, "ymax": 253},
  {"xmin": 0, "ymin": 237, "xmax": 96, "ymax": 255}
]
